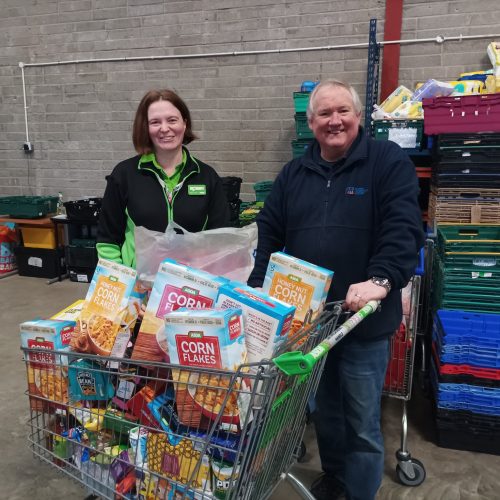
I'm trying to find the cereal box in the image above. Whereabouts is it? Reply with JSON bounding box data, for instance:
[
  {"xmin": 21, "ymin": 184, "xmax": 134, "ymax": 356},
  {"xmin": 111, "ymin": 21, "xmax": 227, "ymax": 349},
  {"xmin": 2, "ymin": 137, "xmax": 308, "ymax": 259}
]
[
  {"xmin": 50, "ymin": 299, "xmax": 85, "ymax": 322},
  {"xmin": 132, "ymin": 259, "xmax": 228, "ymax": 363},
  {"xmin": 162, "ymin": 308, "xmax": 247, "ymax": 428},
  {"xmin": 216, "ymin": 283, "xmax": 296, "ymax": 363},
  {"xmin": 164, "ymin": 308, "xmax": 246, "ymax": 370},
  {"xmin": 20, "ymin": 319, "xmax": 75, "ymax": 411},
  {"xmin": 263, "ymin": 252, "xmax": 333, "ymax": 335},
  {"xmin": 72, "ymin": 259, "xmax": 137, "ymax": 357}
]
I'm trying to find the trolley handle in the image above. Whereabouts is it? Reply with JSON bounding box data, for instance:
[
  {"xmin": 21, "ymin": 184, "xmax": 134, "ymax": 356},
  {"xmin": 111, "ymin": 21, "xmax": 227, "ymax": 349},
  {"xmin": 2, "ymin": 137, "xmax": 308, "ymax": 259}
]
[{"xmin": 273, "ymin": 300, "xmax": 380, "ymax": 376}]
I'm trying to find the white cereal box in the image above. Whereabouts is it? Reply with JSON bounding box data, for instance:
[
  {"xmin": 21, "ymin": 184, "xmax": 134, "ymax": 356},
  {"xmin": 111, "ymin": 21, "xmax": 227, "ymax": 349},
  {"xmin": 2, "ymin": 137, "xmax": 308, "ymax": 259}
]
[
  {"xmin": 263, "ymin": 252, "xmax": 333, "ymax": 334},
  {"xmin": 216, "ymin": 283, "xmax": 296, "ymax": 363},
  {"xmin": 132, "ymin": 259, "xmax": 229, "ymax": 363}
]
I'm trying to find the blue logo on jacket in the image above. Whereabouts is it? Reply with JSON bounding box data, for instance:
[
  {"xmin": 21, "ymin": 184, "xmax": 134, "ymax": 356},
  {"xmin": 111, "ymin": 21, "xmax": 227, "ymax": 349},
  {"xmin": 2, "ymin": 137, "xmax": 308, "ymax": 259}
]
[{"xmin": 345, "ymin": 187, "xmax": 368, "ymax": 196}]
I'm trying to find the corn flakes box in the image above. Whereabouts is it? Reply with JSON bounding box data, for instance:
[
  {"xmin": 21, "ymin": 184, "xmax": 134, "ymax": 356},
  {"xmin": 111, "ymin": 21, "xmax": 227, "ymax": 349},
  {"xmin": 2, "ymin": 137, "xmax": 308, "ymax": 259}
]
[
  {"xmin": 163, "ymin": 308, "xmax": 248, "ymax": 428},
  {"xmin": 20, "ymin": 319, "xmax": 75, "ymax": 411},
  {"xmin": 132, "ymin": 258, "xmax": 228, "ymax": 363},
  {"xmin": 262, "ymin": 252, "xmax": 333, "ymax": 336},
  {"xmin": 216, "ymin": 282, "xmax": 296, "ymax": 363},
  {"xmin": 71, "ymin": 259, "xmax": 137, "ymax": 357}
]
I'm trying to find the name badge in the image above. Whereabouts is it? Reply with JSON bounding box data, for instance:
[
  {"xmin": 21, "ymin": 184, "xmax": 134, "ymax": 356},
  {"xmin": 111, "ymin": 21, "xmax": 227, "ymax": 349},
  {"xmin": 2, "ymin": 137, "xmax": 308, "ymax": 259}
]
[{"xmin": 188, "ymin": 185, "xmax": 206, "ymax": 195}]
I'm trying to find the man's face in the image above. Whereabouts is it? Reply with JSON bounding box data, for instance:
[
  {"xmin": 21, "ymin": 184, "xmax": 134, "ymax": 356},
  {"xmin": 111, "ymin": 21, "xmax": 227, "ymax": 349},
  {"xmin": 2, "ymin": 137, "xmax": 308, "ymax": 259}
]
[{"xmin": 308, "ymin": 85, "xmax": 361, "ymax": 161}]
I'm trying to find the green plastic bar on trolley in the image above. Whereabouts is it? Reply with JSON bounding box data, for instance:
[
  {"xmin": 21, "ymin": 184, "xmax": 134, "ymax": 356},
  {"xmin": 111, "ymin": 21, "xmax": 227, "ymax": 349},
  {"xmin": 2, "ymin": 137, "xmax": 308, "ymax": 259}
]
[{"xmin": 273, "ymin": 300, "xmax": 380, "ymax": 376}]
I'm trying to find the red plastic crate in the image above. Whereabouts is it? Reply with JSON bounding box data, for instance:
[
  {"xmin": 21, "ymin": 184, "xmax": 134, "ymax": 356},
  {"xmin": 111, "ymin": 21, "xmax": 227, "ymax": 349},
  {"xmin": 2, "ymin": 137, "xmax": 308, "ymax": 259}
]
[
  {"xmin": 423, "ymin": 93, "xmax": 500, "ymax": 135},
  {"xmin": 384, "ymin": 323, "xmax": 411, "ymax": 392}
]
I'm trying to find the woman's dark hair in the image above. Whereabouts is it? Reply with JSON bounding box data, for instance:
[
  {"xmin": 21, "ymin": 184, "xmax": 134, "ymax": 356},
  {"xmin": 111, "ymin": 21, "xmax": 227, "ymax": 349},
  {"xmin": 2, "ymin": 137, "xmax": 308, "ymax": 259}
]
[{"xmin": 132, "ymin": 89, "xmax": 197, "ymax": 154}]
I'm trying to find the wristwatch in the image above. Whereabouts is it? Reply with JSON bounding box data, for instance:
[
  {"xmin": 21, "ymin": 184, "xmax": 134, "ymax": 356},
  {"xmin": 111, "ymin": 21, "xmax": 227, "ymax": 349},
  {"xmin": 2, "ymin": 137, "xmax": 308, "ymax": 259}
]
[{"xmin": 370, "ymin": 276, "xmax": 392, "ymax": 293}]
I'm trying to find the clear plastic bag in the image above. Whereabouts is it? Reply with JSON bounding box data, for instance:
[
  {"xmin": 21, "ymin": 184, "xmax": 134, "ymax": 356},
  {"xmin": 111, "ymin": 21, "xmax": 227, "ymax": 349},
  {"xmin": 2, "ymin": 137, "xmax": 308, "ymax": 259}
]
[{"xmin": 135, "ymin": 222, "xmax": 257, "ymax": 284}]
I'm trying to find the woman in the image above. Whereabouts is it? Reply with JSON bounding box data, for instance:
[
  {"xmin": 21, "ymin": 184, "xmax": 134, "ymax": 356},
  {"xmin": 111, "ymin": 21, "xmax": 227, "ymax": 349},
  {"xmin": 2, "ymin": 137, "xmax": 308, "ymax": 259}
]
[{"xmin": 96, "ymin": 89, "xmax": 230, "ymax": 268}]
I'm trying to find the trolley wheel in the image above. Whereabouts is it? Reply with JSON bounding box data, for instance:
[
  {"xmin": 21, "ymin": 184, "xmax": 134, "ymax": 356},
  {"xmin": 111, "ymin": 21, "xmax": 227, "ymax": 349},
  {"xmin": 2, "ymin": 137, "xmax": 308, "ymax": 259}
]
[
  {"xmin": 396, "ymin": 458, "xmax": 426, "ymax": 487},
  {"xmin": 296, "ymin": 441, "xmax": 307, "ymax": 463}
]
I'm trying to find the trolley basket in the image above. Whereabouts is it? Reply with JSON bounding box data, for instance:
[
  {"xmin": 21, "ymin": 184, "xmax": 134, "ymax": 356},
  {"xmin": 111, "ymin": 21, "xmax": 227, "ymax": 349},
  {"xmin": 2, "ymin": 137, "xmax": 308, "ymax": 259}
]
[{"xmin": 22, "ymin": 301, "xmax": 378, "ymax": 499}]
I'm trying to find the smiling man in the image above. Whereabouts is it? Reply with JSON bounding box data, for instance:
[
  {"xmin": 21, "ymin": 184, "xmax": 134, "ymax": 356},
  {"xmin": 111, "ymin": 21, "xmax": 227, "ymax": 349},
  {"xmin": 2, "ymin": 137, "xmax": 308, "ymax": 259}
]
[{"xmin": 248, "ymin": 80, "xmax": 424, "ymax": 500}]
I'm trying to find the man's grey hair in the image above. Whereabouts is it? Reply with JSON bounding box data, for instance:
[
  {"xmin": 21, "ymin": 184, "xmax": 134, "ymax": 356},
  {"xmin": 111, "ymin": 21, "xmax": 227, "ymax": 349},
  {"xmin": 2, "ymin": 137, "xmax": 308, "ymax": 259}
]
[{"xmin": 306, "ymin": 79, "xmax": 363, "ymax": 119}]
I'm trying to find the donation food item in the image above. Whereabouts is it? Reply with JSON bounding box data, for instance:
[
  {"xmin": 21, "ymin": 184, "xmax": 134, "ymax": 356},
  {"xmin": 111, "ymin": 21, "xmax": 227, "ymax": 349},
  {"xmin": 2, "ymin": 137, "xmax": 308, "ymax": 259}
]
[
  {"xmin": 72, "ymin": 259, "xmax": 137, "ymax": 357},
  {"xmin": 21, "ymin": 319, "xmax": 76, "ymax": 410},
  {"xmin": 164, "ymin": 308, "xmax": 247, "ymax": 425},
  {"xmin": 412, "ymin": 79, "xmax": 454, "ymax": 101},
  {"xmin": 262, "ymin": 252, "xmax": 333, "ymax": 337},
  {"xmin": 146, "ymin": 432, "xmax": 211, "ymax": 493},
  {"xmin": 50, "ymin": 299, "xmax": 85, "ymax": 322},
  {"xmin": 379, "ymin": 85, "xmax": 413, "ymax": 113},
  {"xmin": 216, "ymin": 283, "xmax": 296, "ymax": 363},
  {"xmin": 487, "ymin": 41, "xmax": 500, "ymax": 76},
  {"xmin": 133, "ymin": 259, "xmax": 228, "ymax": 363}
]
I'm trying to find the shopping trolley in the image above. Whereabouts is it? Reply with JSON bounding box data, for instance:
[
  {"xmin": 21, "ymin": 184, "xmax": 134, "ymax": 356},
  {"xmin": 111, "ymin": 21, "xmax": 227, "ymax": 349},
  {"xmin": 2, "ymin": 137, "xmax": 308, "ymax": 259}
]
[
  {"xmin": 22, "ymin": 301, "xmax": 379, "ymax": 500},
  {"xmin": 382, "ymin": 270, "xmax": 426, "ymax": 487}
]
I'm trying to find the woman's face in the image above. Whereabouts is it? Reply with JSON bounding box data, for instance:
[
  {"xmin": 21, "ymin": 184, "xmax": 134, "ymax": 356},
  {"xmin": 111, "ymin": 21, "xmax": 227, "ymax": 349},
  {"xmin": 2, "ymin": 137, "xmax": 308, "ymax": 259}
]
[{"xmin": 148, "ymin": 99, "xmax": 186, "ymax": 154}]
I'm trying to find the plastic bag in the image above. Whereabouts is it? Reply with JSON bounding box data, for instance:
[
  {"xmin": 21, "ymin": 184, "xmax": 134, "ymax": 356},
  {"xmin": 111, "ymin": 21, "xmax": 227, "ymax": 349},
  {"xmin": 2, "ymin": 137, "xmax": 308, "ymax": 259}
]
[{"xmin": 135, "ymin": 222, "xmax": 258, "ymax": 284}]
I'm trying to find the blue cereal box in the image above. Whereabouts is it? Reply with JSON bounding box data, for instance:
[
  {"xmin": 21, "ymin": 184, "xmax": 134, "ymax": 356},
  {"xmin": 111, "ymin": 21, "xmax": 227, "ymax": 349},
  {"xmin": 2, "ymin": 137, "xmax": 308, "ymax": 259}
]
[
  {"xmin": 263, "ymin": 252, "xmax": 333, "ymax": 333},
  {"xmin": 20, "ymin": 319, "xmax": 75, "ymax": 411},
  {"xmin": 20, "ymin": 318, "xmax": 75, "ymax": 361},
  {"xmin": 133, "ymin": 259, "xmax": 228, "ymax": 363},
  {"xmin": 216, "ymin": 283, "xmax": 296, "ymax": 363}
]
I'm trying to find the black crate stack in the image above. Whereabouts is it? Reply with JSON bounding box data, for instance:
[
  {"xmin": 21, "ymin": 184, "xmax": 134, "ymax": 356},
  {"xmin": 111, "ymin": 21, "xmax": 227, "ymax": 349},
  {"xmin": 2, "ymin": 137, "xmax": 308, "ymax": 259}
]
[
  {"xmin": 221, "ymin": 177, "xmax": 242, "ymax": 227},
  {"xmin": 63, "ymin": 198, "xmax": 101, "ymax": 282},
  {"xmin": 428, "ymin": 134, "xmax": 500, "ymax": 226}
]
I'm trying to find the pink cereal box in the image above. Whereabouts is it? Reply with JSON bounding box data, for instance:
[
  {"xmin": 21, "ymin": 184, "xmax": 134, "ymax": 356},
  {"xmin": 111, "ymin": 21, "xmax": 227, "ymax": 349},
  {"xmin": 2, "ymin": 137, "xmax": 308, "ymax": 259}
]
[{"xmin": 132, "ymin": 259, "xmax": 228, "ymax": 363}]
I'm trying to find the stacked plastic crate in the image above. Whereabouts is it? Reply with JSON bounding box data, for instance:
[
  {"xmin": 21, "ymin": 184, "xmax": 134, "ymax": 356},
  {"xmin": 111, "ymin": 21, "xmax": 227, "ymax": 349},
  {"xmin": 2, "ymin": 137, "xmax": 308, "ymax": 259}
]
[
  {"xmin": 422, "ymin": 94, "xmax": 500, "ymax": 454},
  {"xmin": 431, "ymin": 309, "xmax": 500, "ymax": 454},
  {"xmin": 291, "ymin": 90, "xmax": 314, "ymax": 158},
  {"xmin": 221, "ymin": 176, "xmax": 242, "ymax": 227}
]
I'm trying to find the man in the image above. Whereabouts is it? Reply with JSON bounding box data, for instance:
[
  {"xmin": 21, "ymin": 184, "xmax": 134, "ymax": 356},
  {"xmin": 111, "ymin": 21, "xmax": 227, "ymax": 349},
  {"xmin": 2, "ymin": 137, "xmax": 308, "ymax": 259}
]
[{"xmin": 248, "ymin": 80, "xmax": 425, "ymax": 500}]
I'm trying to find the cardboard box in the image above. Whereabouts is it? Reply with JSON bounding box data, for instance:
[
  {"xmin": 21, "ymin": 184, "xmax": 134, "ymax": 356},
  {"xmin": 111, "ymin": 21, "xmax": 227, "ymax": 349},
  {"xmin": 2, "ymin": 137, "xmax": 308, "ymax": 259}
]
[
  {"xmin": 20, "ymin": 319, "xmax": 75, "ymax": 411},
  {"xmin": 50, "ymin": 299, "xmax": 85, "ymax": 322},
  {"xmin": 216, "ymin": 283, "xmax": 296, "ymax": 363},
  {"xmin": 132, "ymin": 259, "xmax": 228, "ymax": 363},
  {"xmin": 263, "ymin": 252, "xmax": 333, "ymax": 334}
]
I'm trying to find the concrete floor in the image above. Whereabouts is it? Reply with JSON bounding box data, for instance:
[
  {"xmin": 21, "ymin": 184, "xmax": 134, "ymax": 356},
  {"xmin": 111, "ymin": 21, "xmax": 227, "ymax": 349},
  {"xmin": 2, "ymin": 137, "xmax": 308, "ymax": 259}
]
[{"xmin": 2, "ymin": 274, "xmax": 500, "ymax": 500}]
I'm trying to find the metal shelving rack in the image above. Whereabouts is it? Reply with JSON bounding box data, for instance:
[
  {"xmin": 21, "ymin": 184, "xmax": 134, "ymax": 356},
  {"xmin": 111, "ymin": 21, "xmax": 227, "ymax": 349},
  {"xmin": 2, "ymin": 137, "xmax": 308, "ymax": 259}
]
[{"xmin": 364, "ymin": 18, "xmax": 381, "ymax": 136}]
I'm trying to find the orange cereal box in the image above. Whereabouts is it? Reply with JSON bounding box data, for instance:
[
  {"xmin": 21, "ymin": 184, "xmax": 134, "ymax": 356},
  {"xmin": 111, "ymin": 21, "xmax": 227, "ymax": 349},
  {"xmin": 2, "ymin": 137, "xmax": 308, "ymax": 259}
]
[{"xmin": 263, "ymin": 252, "xmax": 333, "ymax": 335}]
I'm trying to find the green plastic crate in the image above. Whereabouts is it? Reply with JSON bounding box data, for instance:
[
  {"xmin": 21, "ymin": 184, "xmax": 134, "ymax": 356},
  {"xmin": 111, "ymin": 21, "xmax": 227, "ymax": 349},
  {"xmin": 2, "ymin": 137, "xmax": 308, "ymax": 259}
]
[
  {"xmin": 437, "ymin": 225, "xmax": 500, "ymax": 254},
  {"xmin": 293, "ymin": 92, "xmax": 311, "ymax": 113},
  {"xmin": 291, "ymin": 139, "xmax": 313, "ymax": 158},
  {"xmin": 0, "ymin": 195, "xmax": 58, "ymax": 218},
  {"xmin": 373, "ymin": 119, "xmax": 425, "ymax": 149},
  {"xmin": 294, "ymin": 113, "xmax": 314, "ymax": 139}
]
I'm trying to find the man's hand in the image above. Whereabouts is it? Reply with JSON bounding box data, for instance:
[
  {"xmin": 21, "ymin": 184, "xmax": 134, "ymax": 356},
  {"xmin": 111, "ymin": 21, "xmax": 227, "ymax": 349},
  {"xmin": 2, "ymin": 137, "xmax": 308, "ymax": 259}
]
[{"xmin": 345, "ymin": 279, "xmax": 388, "ymax": 312}]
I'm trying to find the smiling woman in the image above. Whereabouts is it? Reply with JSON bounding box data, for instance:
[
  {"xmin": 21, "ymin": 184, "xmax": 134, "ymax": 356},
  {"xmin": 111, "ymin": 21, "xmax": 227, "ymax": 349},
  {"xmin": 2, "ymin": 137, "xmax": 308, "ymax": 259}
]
[{"xmin": 96, "ymin": 89, "xmax": 230, "ymax": 269}]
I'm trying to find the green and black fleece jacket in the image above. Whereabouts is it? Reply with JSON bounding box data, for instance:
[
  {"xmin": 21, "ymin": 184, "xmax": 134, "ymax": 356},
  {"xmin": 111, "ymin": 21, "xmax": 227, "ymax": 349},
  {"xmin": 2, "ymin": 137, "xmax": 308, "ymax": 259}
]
[{"xmin": 96, "ymin": 147, "xmax": 230, "ymax": 268}]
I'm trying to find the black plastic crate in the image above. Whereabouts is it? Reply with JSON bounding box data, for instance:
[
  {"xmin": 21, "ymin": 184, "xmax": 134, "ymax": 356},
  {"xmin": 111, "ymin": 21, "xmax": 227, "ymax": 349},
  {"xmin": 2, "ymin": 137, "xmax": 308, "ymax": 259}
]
[
  {"xmin": 14, "ymin": 246, "xmax": 65, "ymax": 278},
  {"xmin": 65, "ymin": 244, "xmax": 98, "ymax": 268},
  {"xmin": 221, "ymin": 177, "xmax": 243, "ymax": 202},
  {"xmin": 68, "ymin": 266, "xmax": 95, "ymax": 283},
  {"xmin": 64, "ymin": 197, "xmax": 102, "ymax": 222}
]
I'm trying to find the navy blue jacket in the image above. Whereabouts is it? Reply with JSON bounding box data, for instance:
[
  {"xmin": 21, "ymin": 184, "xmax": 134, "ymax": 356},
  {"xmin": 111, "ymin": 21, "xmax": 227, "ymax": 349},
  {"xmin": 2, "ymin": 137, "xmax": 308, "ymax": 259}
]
[{"xmin": 248, "ymin": 129, "xmax": 425, "ymax": 340}]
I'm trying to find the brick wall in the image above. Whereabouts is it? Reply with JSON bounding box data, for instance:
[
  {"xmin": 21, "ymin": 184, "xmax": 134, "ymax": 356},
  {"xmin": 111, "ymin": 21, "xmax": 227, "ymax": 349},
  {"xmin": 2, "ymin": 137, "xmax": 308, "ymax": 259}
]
[{"xmin": 0, "ymin": 0, "xmax": 498, "ymax": 200}]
